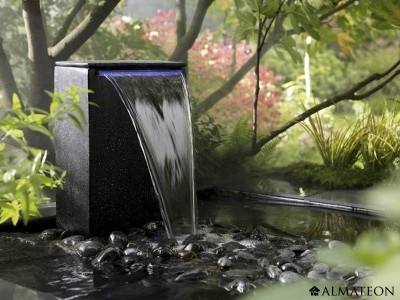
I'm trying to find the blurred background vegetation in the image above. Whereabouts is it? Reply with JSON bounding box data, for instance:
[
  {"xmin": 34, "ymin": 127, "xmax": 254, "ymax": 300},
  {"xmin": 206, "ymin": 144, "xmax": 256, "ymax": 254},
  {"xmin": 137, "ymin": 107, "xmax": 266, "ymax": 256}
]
[{"xmin": 0, "ymin": 0, "xmax": 399, "ymax": 211}]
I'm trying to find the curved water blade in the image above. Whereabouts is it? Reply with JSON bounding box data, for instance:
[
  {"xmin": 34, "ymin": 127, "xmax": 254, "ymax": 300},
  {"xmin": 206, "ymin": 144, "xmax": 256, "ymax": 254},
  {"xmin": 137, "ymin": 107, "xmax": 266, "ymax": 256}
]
[{"xmin": 99, "ymin": 69, "xmax": 197, "ymax": 237}]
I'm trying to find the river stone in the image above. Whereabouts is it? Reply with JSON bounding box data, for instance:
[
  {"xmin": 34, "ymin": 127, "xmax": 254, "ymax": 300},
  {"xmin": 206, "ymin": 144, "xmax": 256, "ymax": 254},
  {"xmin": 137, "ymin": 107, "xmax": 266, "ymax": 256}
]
[
  {"xmin": 257, "ymin": 257, "xmax": 270, "ymax": 268},
  {"xmin": 279, "ymin": 271, "xmax": 303, "ymax": 284},
  {"xmin": 295, "ymin": 236, "xmax": 308, "ymax": 245},
  {"xmin": 152, "ymin": 246, "xmax": 174, "ymax": 258},
  {"xmin": 277, "ymin": 249, "xmax": 296, "ymax": 259},
  {"xmin": 123, "ymin": 247, "xmax": 136, "ymax": 256},
  {"xmin": 233, "ymin": 231, "xmax": 250, "ymax": 241},
  {"xmin": 266, "ymin": 265, "xmax": 283, "ymax": 280},
  {"xmin": 307, "ymin": 270, "xmax": 326, "ymax": 280},
  {"xmin": 130, "ymin": 262, "xmax": 147, "ymax": 274},
  {"xmin": 326, "ymin": 266, "xmax": 351, "ymax": 280},
  {"xmin": 135, "ymin": 250, "xmax": 154, "ymax": 260},
  {"xmin": 269, "ymin": 237, "xmax": 293, "ymax": 249},
  {"xmin": 222, "ymin": 269, "xmax": 264, "ymax": 280},
  {"xmin": 146, "ymin": 262, "xmax": 164, "ymax": 275},
  {"xmin": 232, "ymin": 250, "xmax": 258, "ymax": 262},
  {"xmin": 312, "ymin": 263, "xmax": 329, "ymax": 274},
  {"xmin": 143, "ymin": 221, "xmax": 164, "ymax": 233},
  {"xmin": 182, "ymin": 234, "xmax": 205, "ymax": 246},
  {"xmin": 184, "ymin": 243, "xmax": 204, "ymax": 253},
  {"xmin": 39, "ymin": 229, "xmax": 63, "ymax": 241},
  {"xmin": 308, "ymin": 240, "xmax": 327, "ymax": 249},
  {"xmin": 274, "ymin": 256, "xmax": 292, "ymax": 266},
  {"xmin": 175, "ymin": 250, "xmax": 197, "ymax": 260},
  {"xmin": 224, "ymin": 279, "xmax": 256, "ymax": 294},
  {"xmin": 281, "ymin": 262, "xmax": 303, "ymax": 274},
  {"xmin": 75, "ymin": 240, "xmax": 104, "ymax": 258},
  {"xmin": 355, "ymin": 266, "xmax": 372, "ymax": 278},
  {"xmin": 223, "ymin": 241, "xmax": 247, "ymax": 252},
  {"xmin": 328, "ymin": 240, "xmax": 347, "ymax": 249},
  {"xmin": 62, "ymin": 235, "xmax": 85, "ymax": 246},
  {"xmin": 92, "ymin": 247, "xmax": 121, "ymax": 266},
  {"xmin": 108, "ymin": 231, "xmax": 128, "ymax": 246},
  {"xmin": 296, "ymin": 253, "xmax": 315, "ymax": 270},
  {"xmin": 217, "ymin": 257, "xmax": 233, "ymax": 269},
  {"xmin": 289, "ymin": 244, "xmax": 308, "ymax": 254},
  {"xmin": 119, "ymin": 254, "xmax": 138, "ymax": 266},
  {"xmin": 197, "ymin": 241, "xmax": 218, "ymax": 250},
  {"xmin": 175, "ymin": 268, "xmax": 210, "ymax": 281},
  {"xmin": 249, "ymin": 228, "xmax": 266, "ymax": 241},
  {"xmin": 157, "ymin": 238, "xmax": 178, "ymax": 248},
  {"xmin": 199, "ymin": 253, "xmax": 219, "ymax": 263}
]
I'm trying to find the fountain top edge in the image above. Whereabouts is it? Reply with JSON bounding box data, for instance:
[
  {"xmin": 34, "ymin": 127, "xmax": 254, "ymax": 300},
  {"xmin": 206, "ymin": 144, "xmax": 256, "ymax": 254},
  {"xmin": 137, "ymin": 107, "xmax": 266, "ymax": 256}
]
[{"xmin": 55, "ymin": 60, "xmax": 186, "ymax": 68}]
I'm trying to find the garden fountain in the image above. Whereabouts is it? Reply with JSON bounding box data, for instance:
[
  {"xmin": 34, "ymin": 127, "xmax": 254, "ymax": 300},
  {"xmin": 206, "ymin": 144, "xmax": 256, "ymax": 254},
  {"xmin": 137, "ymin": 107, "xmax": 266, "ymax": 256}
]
[
  {"xmin": 0, "ymin": 61, "xmax": 385, "ymax": 299},
  {"xmin": 53, "ymin": 61, "xmax": 197, "ymax": 237}
]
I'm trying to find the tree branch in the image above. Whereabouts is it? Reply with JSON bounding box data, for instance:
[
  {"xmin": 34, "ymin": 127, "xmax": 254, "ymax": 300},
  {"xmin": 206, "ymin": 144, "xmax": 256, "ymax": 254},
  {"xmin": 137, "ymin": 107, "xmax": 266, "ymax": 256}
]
[
  {"xmin": 197, "ymin": 0, "xmax": 358, "ymax": 115},
  {"xmin": 49, "ymin": 0, "xmax": 120, "ymax": 60},
  {"xmin": 0, "ymin": 37, "xmax": 19, "ymax": 109},
  {"xmin": 255, "ymin": 58, "xmax": 400, "ymax": 153},
  {"xmin": 175, "ymin": 0, "xmax": 187, "ymax": 62},
  {"xmin": 52, "ymin": 0, "xmax": 86, "ymax": 46},
  {"xmin": 169, "ymin": 0, "xmax": 214, "ymax": 61}
]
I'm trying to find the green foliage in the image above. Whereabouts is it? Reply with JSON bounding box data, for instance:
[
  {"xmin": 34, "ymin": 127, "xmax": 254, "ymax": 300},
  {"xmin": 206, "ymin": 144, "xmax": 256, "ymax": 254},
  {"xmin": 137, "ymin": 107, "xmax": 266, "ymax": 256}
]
[
  {"xmin": 0, "ymin": 87, "xmax": 89, "ymax": 225},
  {"xmin": 301, "ymin": 112, "xmax": 361, "ymax": 170},
  {"xmin": 359, "ymin": 107, "xmax": 400, "ymax": 173}
]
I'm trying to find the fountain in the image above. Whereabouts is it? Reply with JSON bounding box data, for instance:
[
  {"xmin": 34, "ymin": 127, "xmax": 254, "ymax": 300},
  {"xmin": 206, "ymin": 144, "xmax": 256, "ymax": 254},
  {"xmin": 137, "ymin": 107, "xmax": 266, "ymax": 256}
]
[{"xmin": 54, "ymin": 61, "xmax": 196, "ymax": 237}]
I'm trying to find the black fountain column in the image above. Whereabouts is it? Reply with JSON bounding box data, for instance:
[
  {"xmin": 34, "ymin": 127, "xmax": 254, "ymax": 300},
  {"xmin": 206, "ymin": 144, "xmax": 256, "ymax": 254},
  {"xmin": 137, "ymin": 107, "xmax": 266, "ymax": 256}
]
[{"xmin": 54, "ymin": 61, "xmax": 186, "ymax": 236}]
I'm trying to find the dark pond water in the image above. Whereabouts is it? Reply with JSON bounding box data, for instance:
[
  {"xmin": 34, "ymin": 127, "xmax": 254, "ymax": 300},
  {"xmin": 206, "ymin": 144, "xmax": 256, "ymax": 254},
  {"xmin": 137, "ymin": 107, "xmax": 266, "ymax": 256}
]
[{"xmin": 0, "ymin": 199, "xmax": 382, "ymax": 299}]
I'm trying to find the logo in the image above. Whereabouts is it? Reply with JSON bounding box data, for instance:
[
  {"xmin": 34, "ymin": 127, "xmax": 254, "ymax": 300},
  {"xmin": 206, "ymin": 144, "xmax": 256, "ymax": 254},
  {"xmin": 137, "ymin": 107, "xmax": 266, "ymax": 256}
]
[{"xmin": 309, "ymin": 286, "xmax": 320, "ymax": 296}]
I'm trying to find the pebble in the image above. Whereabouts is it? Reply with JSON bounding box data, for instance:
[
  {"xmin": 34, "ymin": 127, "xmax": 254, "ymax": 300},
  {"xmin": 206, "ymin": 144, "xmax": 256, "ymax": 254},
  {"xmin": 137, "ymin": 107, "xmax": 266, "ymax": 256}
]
[
  {"xmin": 328, "ymin": 240, "xmax": 347, "ymax": 249},
  {"xmin": 223, "ymin": 269, "xmax": 264, "ymax": 280},
  {"xmin": 223, "ymin": 241, "xmax": 247, "ymax": 252},
  {"xmin": 217, "ymin": 257, "xmax": 233, "ymax": 269},
  {"xmin": 62, "ymin": 235, "xmax": 85, "ymax": 246},
  {"xmin": 355, "ymin": 266, "xmax": 372, "ymax": 278},
  {"xmin": 175, "ymin": 250, "xmax": 197, "ymax": 260},
  {"xmin": 311, "ymin": 263, "xmax": 329, "ymax": 274},
  {"xmin": 257, "ymin": 257, "xmax": 270, "ymax": 269},
  {"xmin": 182, "ymin": 234, "xmax": 205, "ymax": 246},
  {"xmin": 39, "ymin": 229, "xmax": 63, "ymax": 241},
  {"xmin": 175, "ymin": 268, "xmax": 210, "ymax": 281},
  {"xmin": 308, "ymin": 240, "xmax": 327, "ymax": 249},
  {"xmin": 249, "ymin": 228, "xmax": 266, "ymax": 241},
  {"xmin": 74, "ymin": 240, "xmax": 104, "ymax": 258},
  {"xmin": 266, "ymin": 265, "xmax": 282, "ymax": 280},
  {"xmin": 279, "ymin": 271, "xmax": 303, "ymax": 284},
  {"xmin": 92, "ymin": 247, "xmax": 121, "ymax": 266},
  {"xmin": 281, "ymin": 262, "xmax": 303, "ymax": 274},
  {"xmin": 224, "ymin": 279, "xmax": 256, "ymax": 294},
  {"xmin": 152, "ymin": 246, "xmax": 174, "ymax": 258},
  {"xmin": 326, "ymin": 265, "xmax": 351, "ymax": 280},
  {"xmin": 232, "ymin": 250, "xmax": 258, "ymax": 262},
  {"xmin": 307, "ymin": 270, "xmax": 325, "ymax": 280},
  {"xmin": 108, "ymin": 231, "xmax": 128, "ymax": 246},
  {"xmin": 289, "ymin": 244, "xmax": 308, "ymax": 254},
  {"xmin": 184, "ymin": 243, "xmax": 204, "ymax": 253}
]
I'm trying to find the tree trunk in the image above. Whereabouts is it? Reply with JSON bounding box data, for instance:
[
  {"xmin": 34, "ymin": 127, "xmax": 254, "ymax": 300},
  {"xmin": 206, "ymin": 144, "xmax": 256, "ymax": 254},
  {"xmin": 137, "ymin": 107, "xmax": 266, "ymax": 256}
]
[{"xmin": 0, "ymin": 37, "xmax": 18, "ymax": 109}]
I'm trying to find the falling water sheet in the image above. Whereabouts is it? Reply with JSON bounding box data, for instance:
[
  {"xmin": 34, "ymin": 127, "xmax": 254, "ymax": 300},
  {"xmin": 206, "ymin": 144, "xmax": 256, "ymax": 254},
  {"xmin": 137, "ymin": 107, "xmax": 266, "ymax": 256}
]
[{"xmin": 98, "ymin": 69, "xmax": 197, "ymax": 237}]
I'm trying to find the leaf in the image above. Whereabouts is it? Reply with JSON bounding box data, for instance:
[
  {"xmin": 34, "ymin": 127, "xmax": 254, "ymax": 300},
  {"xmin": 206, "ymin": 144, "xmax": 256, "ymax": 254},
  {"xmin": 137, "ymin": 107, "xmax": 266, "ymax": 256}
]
[
  {"xmin": 9, "ymin": 129, "xmax": 24, "ymax": 138},
  {"xmin": 0, "ymin": 202, "xmax": 20, "ymax": 225},
  {"xmin": 12, "ymin": 93, "xmax": 22, "ymax": 110},
  {"xmin": 68, "ymin": 113, "xmax": 83, "ymax": 131},
  {"xmin": 337, "ymin": 32, "xmax": 355, "ymax": 57},
  {"xmin": 50, "ymin": 100, "xmax": 58, "ymax": 114},
  {"xmin": 236, "ymin": 10, "xmax": 256, "ymax": 27}
]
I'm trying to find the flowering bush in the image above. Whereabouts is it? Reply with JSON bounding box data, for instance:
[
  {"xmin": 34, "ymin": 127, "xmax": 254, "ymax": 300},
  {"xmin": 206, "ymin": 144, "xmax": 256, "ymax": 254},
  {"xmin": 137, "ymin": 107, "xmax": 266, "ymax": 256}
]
[{"xmin": 142, "ymin": 10, "xmax": 283, "ymax": 132}]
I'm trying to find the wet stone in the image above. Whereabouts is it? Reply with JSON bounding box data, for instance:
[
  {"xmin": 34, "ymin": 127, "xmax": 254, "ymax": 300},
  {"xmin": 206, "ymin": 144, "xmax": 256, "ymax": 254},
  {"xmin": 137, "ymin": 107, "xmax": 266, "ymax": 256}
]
[
  {"xmin": 249, "ymin": 228, "xmax": 266, "ymax": 241},
  {"xmin": 197, "ymin": 241, "xmax": 218, "ymax": 250},
  {"xmin": 199, "ymin": 253, "xmax": 219, "ymax": 263},
  {"xmin": 295, "ymin": 236, "xmax": 308, "ymax": 245},
  {"xmin": 223, "ymin": 241, "xmax": 247, "ymax": 252},
  {"xmin": 281, "ymin": 263, "xmax": 303, "ymax": 274},
  {"xmin": 312, "ymin": 263, "xmax": 329, "ymax": 274},
  {"xmin": 135, "ymin": 250, "xmax": 154, "ymax": 260},
  {"xmin": 327, "ymin": 266, "xmax": 351, "ymax": 280},
  {"xmin": 217, "ymin": 257, "xmax": 233, "ymax": 269},
  {"xmin": 144, "ymin": 221, "xmax": 164, "ymax": 233},
  {"xmin": 328, "ymin": 240, "xmax": 347, "ymax": 249},
  {"xmin": 257, "ymin": 257, "xmax": 270, "ymax": 269},
  {"xmin": 184, "ymin": 243, "xmax": 204, "ymax": 253},
  {"xmin": 232, "ymin": 250, "xmax": 258, "ymax": 262},
  {"xmin": 119, "ymin": 254, "xmax": 138, "ymax": 266},
  {"xmin": 130, "ymin": 262, "xmax": 147, "ymax": 274},
  {"xmin": 123, "ymin": 248, "xmax": 136, "ymax": 256},
  {"xmin": 277, "ymin": 249, "xmax": 296, "ymax": 259},
  {"xmin": 307, "ymin": 270, "xmax": 326, "ymax": 280},
  {"xmin": 296, "ymin": 254, "xmax": 315, "ymax": 270},
  {"xmin": 308, "ymin": 240, "xmax": 327, "ymax": 249},
  {"xmin": 274, "ymin": 256, "xmax": 292, "ymax": 266},
  {"xmin": 224, "ymin": 279, "xmax": 256, "ymax": 294},
  {"xmin": 152, "ymin": 246, "xmax": 174, "ymax": 258},
  {"xmin": 109, "ymin": 231, "xmax": 128, "ymax": 247},
  {"xmin": 279, "ymin": 271, "xmax": 303, "ymax": 284},
  {"xmin": 289, "ymin": 244, "xmax": 308, "ymax": 255},
  {"xmin": 39, "ymin": 229, "xmax": 63, "ymax": 241},
  {"xmin": 74, "ymin": 240, "xmax": 104, "ymax": 258},
  {"xmin": 182, "ymin": 234, "xmax": 205, "ymax": 246},
  {"xmin": 355, "ymin": 266, "xmax": 372, "ymax": 278},
  {"xmin": 175, "ymin": 268, "xmax": 210, "ymax": 282},
  {"xmin": 269, "ymin": 237, "xmax": 293, "ymax": 249},
  {"xmin": 62, "ymin": 235, "xmax": 85, "ymax": 246},
  {"xmin": 92, "ymin": 247, "xmax": 121, "ymax": 266},
  {"xmin": 146, "ymin": 262, "xmax": 164, "ymax": 275},
  {"xmin": 233, "ymin": 231, "xmax": 250, "ymax": 241},
  {"xmin": 266, "ymin": 265, "xmax": 283, "ymax": 281},
  {"xmin": 59, "ymin": 229, "xmax": 75, "ymax": 240},
  {"xmin": 223, "ymin": 269, "xmax": 264, "ymax": 280},
  {"xmin": 175, "ymin": 250, "xmax": 197, "ymax": 260},
  {"xmin": 157, "ymin": 238, "xmax": 178, "ymax": 248}
]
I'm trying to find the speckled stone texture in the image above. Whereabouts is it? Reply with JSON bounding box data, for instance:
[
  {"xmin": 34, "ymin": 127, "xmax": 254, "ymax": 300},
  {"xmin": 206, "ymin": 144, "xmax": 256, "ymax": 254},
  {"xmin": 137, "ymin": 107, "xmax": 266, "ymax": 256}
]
[{"xmin": 54, "ymin": 61, "xmax": 185, "ymax": 236}]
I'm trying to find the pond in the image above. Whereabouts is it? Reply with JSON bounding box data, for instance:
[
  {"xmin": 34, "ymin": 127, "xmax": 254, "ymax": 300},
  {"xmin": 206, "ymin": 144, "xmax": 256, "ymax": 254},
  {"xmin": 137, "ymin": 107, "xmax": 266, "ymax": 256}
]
[{"xmin": 0, "ymin": 195, "xmax": 382, "ymax": 299}]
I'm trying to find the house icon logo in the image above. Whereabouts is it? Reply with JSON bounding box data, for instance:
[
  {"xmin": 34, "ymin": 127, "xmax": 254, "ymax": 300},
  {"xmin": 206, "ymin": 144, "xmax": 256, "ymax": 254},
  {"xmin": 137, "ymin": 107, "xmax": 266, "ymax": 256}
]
[{"xmin": 309, "ymin": 286, "xmax": 320, "ymax": 296}]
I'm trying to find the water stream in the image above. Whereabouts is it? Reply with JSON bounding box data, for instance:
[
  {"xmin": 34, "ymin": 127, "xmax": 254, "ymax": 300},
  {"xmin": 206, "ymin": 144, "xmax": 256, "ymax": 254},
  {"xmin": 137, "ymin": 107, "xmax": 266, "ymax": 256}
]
[{"xmin": 98, "ymin": 69, "xmax": 197, "ymax": 237}]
